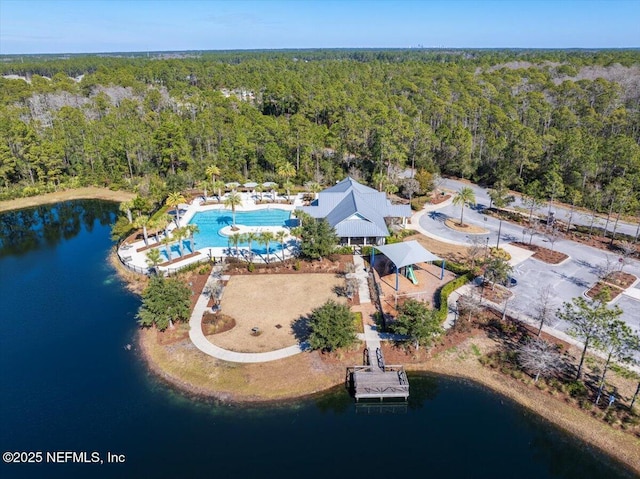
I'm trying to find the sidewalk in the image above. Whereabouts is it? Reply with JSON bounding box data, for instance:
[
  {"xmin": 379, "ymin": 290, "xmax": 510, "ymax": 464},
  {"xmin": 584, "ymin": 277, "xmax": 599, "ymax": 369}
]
[{"xmin": 188, "ymin": 268, "xmax": 307, "ymax": 363}]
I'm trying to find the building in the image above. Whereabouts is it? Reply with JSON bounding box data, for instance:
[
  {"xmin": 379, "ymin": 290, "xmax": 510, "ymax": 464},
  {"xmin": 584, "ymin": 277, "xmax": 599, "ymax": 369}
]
[{"xmin": 300, "ymin": 177, "xmax": 412, "ymax": 246}]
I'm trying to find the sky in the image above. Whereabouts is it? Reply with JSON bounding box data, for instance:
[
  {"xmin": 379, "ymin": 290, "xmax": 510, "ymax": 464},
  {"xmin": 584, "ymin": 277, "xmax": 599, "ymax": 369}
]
[{"xmin": 0, "ymin": 0, "xmax": 638, "ymax": 55}]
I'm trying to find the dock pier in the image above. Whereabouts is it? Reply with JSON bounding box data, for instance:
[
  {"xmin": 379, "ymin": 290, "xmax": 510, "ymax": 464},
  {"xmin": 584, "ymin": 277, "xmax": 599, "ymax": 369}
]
[{"xmin": 347, "ymin": 347, "xmax": 409, "ymax": 401}]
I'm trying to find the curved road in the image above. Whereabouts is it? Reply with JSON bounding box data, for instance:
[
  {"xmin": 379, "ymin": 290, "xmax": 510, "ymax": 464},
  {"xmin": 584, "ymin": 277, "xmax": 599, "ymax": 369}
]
[{"xmin": 440, "ymin": 178, "xmax": 640, "ymax": 240}]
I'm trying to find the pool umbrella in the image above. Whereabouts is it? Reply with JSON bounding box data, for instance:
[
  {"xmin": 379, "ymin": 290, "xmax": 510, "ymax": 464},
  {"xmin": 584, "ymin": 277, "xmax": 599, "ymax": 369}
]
[
  {"xmin": 262, "ymin": 181, "xmax": 278, "ymax": 187},
  {"xmin": 225, "ymin": 182, "xmax": 240, "ymax": 189},
  {"xmin": 243, "ymin": 182, "xmax": 258, "ymax": 188}
]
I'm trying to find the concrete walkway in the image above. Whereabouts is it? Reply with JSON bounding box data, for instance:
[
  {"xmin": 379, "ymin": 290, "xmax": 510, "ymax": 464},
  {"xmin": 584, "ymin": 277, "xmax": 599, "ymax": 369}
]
[{"xmin": 188, "ymin": 268, "xmax": 308, "ymax": 363}]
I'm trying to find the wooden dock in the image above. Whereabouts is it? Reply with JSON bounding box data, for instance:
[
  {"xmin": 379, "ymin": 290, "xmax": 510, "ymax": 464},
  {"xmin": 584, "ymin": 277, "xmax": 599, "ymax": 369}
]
[{"xmin": 346, "ymin": 347, "xmax": 409, "ymax": 401}]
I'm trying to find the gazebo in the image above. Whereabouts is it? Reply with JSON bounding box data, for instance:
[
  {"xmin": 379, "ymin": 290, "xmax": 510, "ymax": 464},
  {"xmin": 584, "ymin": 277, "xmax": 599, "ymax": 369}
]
[{"xmin": 371, "ymin": 240, "xmax": 444, "ymax": 292}]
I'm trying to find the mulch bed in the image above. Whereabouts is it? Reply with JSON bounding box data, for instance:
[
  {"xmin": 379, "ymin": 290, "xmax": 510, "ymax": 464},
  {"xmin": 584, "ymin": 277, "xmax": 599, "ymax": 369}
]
[
  {"xmin": 512, "ymin": 241, "xmax": 568, "ymax": 264},
  {"xmin": 480, "ymin": 284, "xmax": 513, "ymax": 303},
  {"xmin": 202, "ymin": 313, "xmax": 236, "ymax": 335},
  {"xmin": 159, "ymin": 251, "xmax": 201, "ymax": 267},
  {"xmin": 224, "ymin": 255, "xmax": 352, "ymax": 276},
  {"xmin": 430, "ymin": 193, "xmax": 451, "ymax": 205},
  {"xmin": 586, "ymin": 272, "xmax": 636, "ymax": 301}
]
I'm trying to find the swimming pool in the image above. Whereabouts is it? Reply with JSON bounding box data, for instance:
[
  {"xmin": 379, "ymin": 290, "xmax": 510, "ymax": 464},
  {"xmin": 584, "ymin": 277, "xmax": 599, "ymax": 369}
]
[
  {"xmin": 160, "ymin": 240, "xmax": 193, "ymax": 261},
  {"xmin": 188, "ymin": 208, "xmax": 293, "ymax": 250}
]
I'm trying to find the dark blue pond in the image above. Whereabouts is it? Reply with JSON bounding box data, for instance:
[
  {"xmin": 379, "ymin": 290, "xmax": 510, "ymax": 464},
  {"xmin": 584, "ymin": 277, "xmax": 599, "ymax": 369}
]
[{"xmin": 0, "ymin": 201, "xmax": 634, "ymax": 479}]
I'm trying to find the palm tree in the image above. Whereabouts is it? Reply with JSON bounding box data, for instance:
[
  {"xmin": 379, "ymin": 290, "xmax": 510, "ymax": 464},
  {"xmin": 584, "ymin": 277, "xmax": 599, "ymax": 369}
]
[
  {"xmin": 453, "ymin": 187, "xmax": 476, "ymax": 227},
  {"xmin": 172, "ymin": 227, "xmax": 186, "ymax": 256},
  {"xmin": 145, "ymin": 248, "xmax": 162, "ymax": 275},
  {"xmin": 224, "ymin": 191, "xmax": 243, "ymax": 229},
  {"xmin": 166, "ymin": 192, "xmax": 186, "ymax": 226},
  {"xmin": 259, "ymin": 231, "xmax": 274, "ymax": 264},
  {"xmin": 283, "ymin": 180, "xmax": 294, "ymax": 203},
  {"xmin": 183, "ymin": 223, "xmax": 199, "ymax": 254},
  {"xmin": 161, "ymin": 234, "xmax": 173, "ymax": 262},
  {"xmin": 245, "ymin": 231, "xmax": 259, "ymax": 261},
  {"xmin": 230, "ymin": 232, "xmax": 242, "ymax": 257},
  {"xmin": 149, "ymin": 216, "xmax": 165, "ymax": 244},
  {"xmin": 254, "ymin": 184, "xmax": 264, "ymax": 202},
  {"xmin": 277, "ymin": 162, "xmax": 296, "ymax": 183},
  {"xmin": 134, "ymin": 215, "xmax": 150, "ymax": 245},
  {"xmin": 212, "ymin": 180, "xmax": 225, "ymax": 202},
  {"xmin": 275, "ymin": 230, "xmax": 288, "ymax": 261},
  {"xmin": 206, "ymin": 164, "xmax": 221, "ymax": 184},
  {"xmin": 304, "ymin": 181, "xmax": 322, "ymax": 199}
]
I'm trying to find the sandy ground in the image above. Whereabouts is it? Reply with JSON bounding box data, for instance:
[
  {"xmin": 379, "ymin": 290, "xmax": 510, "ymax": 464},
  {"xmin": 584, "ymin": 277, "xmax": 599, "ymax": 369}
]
[
  {"xmin": 0, "ymin": 187, "xmax": 135, "ymax": 212},
  {"xmin": 209, "ymin": 274, "xmax": 347, "ymax": 352}
]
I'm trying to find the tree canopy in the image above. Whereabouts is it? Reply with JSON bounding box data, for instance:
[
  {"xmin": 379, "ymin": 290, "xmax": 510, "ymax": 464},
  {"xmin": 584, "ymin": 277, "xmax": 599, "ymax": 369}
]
[
  {"xmin": 307, "ymin": 300, "xmax": 357, "ymax": 352},
  {"xmin": 0, "ymin": 49, "xmax": 639, "ymax": 223},
  {"xmin": 137, "ymin": 276, "xmax": 191, "ymax": 331},
  {"xmin": 391, "ymin": 299, "xmax": 442, "ymax": 351}
]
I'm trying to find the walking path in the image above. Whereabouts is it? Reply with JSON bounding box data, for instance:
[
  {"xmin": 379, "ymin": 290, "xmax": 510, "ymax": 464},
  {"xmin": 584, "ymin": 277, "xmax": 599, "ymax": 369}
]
[{"xmin": 188, "ymin": 267, "xmax": 308, "ymax": 363}]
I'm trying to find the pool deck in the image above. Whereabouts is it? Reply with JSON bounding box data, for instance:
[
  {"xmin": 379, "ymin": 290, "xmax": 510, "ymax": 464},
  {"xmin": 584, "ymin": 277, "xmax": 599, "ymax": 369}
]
[{"xmin": 117, "ymin": 192, "xmax": 303, "ymax": 274}]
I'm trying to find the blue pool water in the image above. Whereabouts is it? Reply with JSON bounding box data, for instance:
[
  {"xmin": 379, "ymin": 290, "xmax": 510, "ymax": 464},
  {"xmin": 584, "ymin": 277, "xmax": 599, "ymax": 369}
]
[
  {"xmin": 160, "ymin": 240, "xmax": 193, "ymax": 261},
  {"xmin": 188, "ymin": 208, "xmax": 292, "ymax": 252}
]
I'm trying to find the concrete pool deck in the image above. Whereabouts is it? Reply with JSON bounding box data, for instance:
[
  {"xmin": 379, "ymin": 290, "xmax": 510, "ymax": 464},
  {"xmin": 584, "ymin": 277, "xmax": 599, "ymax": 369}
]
[{"xmin": 117, "ymin": 192, "xmax": 302, "ymax": 274}]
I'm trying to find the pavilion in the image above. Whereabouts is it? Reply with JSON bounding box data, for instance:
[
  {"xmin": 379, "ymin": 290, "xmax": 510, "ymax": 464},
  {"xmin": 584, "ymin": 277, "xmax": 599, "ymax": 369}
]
[{"xmin": 371, "ymin": 240, "xmax": 444, "ymax": 293}]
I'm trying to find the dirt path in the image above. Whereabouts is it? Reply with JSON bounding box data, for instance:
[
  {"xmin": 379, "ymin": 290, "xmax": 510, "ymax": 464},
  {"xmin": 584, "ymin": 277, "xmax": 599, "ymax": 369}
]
[{"xmin": 0, "ymin": 187, "xmax": 135, "ymax": 213}]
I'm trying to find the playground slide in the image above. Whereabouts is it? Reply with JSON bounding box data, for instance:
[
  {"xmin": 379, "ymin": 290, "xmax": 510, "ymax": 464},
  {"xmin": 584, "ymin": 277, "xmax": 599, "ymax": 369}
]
[{"xmin": 406, "ymin": 265, "xmax": 418, "ymax": 285}]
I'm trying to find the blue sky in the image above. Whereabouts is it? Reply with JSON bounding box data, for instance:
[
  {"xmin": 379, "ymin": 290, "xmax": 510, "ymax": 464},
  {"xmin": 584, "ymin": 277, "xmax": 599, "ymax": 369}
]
[{"xmin": 1, "ymin": 0, "xmax": 638, "ymax": 54}]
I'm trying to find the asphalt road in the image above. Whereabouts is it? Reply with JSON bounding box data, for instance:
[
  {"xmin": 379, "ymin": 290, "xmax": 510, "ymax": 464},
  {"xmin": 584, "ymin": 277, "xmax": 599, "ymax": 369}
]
[
  {"xmin": 418, "ymin": 182, "xmax": 640, "ymax": 362},
  {"xmin": 440, "ymin": 178, "xmax": 640, "ymax": 240}
]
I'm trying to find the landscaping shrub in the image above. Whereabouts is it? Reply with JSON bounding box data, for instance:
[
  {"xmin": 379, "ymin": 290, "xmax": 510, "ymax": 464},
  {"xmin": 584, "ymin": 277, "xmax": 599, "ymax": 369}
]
[
  {"xmin": 410, "ymin": 195, "xmax": 429, "ymax": 211},
  {"xmin": 566, "ymin": 381, "xmax": 588, "ymax": 399},
  {"xmin": 435, "ymin": 272, "xmax": 474, "ymax": 323}
]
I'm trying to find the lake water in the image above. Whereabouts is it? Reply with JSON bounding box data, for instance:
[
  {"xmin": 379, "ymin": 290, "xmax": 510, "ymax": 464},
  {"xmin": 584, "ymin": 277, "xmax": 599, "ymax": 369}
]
[{"xmin": 0, "ymin": 201, "xmax": 634, "ymax": 479}]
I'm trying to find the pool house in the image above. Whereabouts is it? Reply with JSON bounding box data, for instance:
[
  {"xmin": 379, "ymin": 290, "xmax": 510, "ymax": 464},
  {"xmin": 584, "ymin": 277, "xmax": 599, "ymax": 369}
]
[{"xmin": 300, "ymin": 177, "xmax": 412, "ymax": 246}]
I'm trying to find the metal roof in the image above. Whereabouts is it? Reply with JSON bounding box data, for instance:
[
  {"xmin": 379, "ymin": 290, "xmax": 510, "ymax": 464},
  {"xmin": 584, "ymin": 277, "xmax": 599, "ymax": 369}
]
[
  {"xmin": 374, "ymin": 240, "xmax": 441, "ymax": 268},
  {"xmin": 300, "ymin": 177, "xmax": 411, "ymax": 238}
]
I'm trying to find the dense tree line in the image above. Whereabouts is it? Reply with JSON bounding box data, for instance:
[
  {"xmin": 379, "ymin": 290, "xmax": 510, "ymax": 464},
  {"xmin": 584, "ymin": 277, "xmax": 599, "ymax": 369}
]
[{"xmin": 1, "ymin": 49, "xmax": 639, "ymax": 219}]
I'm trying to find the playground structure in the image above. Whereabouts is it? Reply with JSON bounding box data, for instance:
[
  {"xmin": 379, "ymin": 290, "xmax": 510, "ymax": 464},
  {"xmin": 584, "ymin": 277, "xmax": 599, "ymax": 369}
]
[{"xmin": 369, "ymin": 241, "xmax": 455, "ymax": 316}]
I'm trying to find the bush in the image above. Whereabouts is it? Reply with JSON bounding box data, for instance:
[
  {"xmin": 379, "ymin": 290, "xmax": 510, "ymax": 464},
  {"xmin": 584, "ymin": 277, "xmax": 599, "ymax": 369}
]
[
  {"xmin": 489, "ymin": 247, "xmax": 511, "ymax": 261},
  {"xmin": 432, "ymin": 260, "xmax": 470, "ymax": 275},
  {"xmin": 247, "ymin": 262, "xmax": 255, "ymax": 272},
  {"xmin": 307, "ymin": 300, "xmax": 357, "ymax": 352},
  {"xmin": 410, "ymin": 195, "xmax": 429, "ymax": 211},
  {"xmin": 566, "ymin": 381, "xmax": 588, "ymax": 399},
  {"xmin": 334, "ymin": 245, "xmax": 354, "ymax": 254},
  {"xmin": 435, "ymin": 273, "xmax": 474, "ymax": 323}
]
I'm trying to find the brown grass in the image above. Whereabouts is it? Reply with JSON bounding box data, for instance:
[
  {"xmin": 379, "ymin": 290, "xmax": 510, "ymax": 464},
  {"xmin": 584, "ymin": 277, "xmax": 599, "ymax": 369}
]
[
  {"xmin": 209, "ymin": 274, "xmax": 346, "ymax": 352},
  {"xmin": 0, "ymin": 187, "xmax": 135, "ymax": 213},
  {"xmin": 138, "ymin": 327, "xmax": 362, "ymax": 402}
]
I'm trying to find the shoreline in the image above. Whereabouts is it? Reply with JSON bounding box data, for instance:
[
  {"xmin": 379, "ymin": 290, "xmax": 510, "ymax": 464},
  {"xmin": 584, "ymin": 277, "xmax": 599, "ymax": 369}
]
[
  {"xmin": 136, "ymin": 325, "xmax": 640, "ymax": 474},
  {"xmin": 0, "ymin": 187, "xmax": 135, "ymax": 213}
]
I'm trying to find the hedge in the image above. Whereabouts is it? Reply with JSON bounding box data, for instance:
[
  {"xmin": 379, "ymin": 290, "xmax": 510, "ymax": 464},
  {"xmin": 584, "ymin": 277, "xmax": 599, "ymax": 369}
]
[{"xmin": 435, "ymin": 272, "xmax": 475, "ymax": 324}]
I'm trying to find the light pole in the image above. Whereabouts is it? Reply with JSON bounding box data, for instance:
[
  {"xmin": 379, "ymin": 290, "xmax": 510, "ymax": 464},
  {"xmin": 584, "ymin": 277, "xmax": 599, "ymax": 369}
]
[
  {"xmin": 496, "ymin": 219, "xmax": 503, "ymax": 249},
  {"xmin": 485, "ymin": 236, "xmax": 490, "ymax": 258}
]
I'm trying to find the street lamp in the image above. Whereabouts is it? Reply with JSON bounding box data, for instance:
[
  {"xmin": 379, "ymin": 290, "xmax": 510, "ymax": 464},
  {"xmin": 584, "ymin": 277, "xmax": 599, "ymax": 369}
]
[
  {"xmin": 485, "ymin": 236, "xmax": 490, "ymax": 258},
  {"xmin": 496, "ymin": 219, "xmax": 503, "ymax": 249}
]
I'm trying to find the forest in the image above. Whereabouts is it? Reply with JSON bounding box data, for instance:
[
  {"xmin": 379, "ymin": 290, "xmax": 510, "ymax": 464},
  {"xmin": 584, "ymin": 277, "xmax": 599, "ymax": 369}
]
[{"xmin": 1, "ymin": 48, "xmax": 639, "ymax": 219}]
